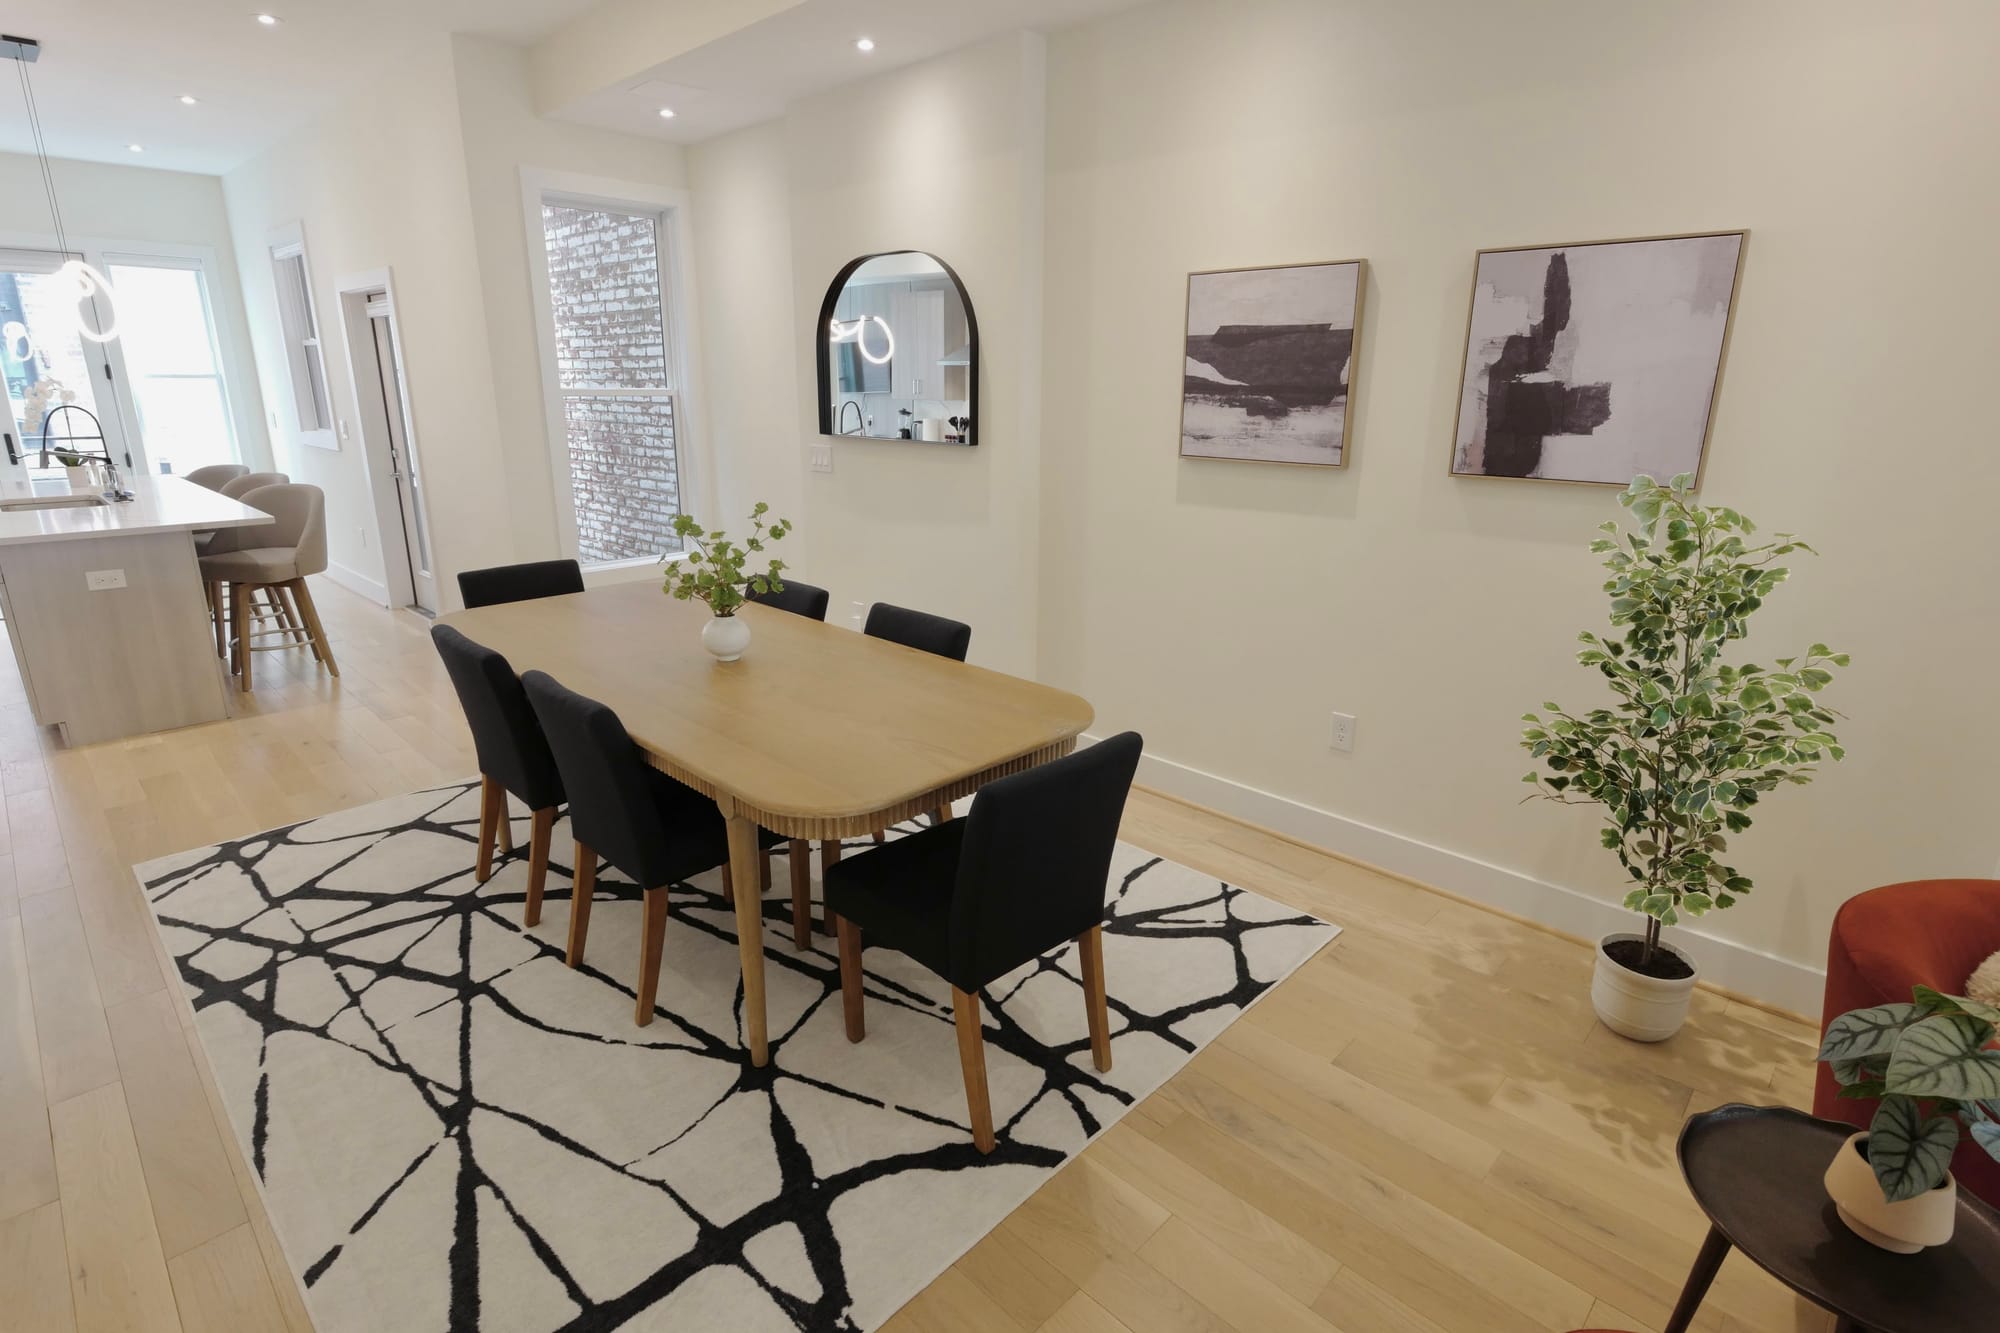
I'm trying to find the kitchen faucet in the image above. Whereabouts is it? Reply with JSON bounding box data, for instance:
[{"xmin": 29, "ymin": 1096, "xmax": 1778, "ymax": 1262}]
[{"xmin": 835, "ymin": 400, "xmax": 865, "ymax": 435}]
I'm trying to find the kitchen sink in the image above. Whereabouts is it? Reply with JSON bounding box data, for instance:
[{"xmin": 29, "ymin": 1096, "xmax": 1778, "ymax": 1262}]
[{"xmin": 0, "ymin": 493, "xmax": 112, "ymax": 512}]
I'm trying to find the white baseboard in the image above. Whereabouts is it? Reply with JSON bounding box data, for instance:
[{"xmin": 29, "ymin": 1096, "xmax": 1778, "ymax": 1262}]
[
  {"xmin": 322, "ymin": 561, "xmax": 390, "ymax": 607},
  {"xmin": 1097, "ymin": 734, "xmax": 1826, "ymax": 1016}
]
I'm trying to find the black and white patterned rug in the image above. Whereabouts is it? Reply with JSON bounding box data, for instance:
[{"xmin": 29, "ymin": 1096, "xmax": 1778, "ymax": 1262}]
[{"xmin": 137, "ymin": 781, "xmax": 1336, "ymax": 1332}]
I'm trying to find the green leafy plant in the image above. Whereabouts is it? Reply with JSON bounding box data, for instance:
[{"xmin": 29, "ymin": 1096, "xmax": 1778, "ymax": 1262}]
[
  {"xmin": 660, "ymin": 502, "xmax": 791, "ymax": 617},
  {"xmin": 1520, "ymin": 474, "xmax": 1849, "ymax": 969},
  {"xmin": 1818, "ymin": 988, "xmax": 2000, "ymax": 1200},
  {"xmin": 53, "ymin": 447, "xmax": 90, "ymax": 468}
]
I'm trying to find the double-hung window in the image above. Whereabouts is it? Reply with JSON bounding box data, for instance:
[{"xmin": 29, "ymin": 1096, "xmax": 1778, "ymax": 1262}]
[
  {"xmin": 104, "ymin": 257, "xmax": 238, "ymax": 475},
  {"xmin": 269, "ymin": 230, "xmax": 333, "ymax": 448},
  {"xmin": 533, "ymin": 195, "xmax": 685, "ymax": 568}
]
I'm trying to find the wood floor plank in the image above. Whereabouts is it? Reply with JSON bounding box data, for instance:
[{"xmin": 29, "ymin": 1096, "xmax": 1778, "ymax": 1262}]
[
  {"xmin": 0, "ymin": 914, "xmax": 58, "ymax": 1221},
  {"xmin": 105, "ymin": 989, "xmax": 246, "ymax": 1259},
  {"xmin": 19, "ymin": 890, "xmax": 120, "ymax": 1106},
  {"xmin": 50, "ymin": 1082, "xmax": 179, "ymax": 1333},
  {"xmin": 166, "ymin": 1223, "xmax": 288, "ymax": 1333},
  {"xmin": 1037, "ymin": 1290, "xmax": 1136, "ymax": 1333},
  {"xmin": 951, "ymin": 1215, "xmax": 1077, "ymax": 1332},
  {"xmin": 0, "ymin": 1200, "xmax": 76, "ymax": 1331},
  {"xmin": 1137, "ymin": 1216, "xmax": 1331, "ymax": 1333}
]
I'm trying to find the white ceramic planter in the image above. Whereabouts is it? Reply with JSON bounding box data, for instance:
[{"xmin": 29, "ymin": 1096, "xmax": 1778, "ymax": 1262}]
[
  {"xmin": 1590, "ymin": 932, "xmax": 1698, "ymax": 1042},
  {"xmin": 1823, "ymin": 1131, "xmax": 1956, "ymax": 1253},
  {"xmin": 701, "ymin": 613, "xmax": 751, "ymax": 663},
  {"xmin": 64, "ymin": 464, "xmax": 99, "ymax": 490}
]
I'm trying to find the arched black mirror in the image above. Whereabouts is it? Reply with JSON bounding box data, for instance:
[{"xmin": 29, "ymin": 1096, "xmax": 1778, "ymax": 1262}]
[{"xmin": 816, "ymin": 251, "xmax": 977, "ymax": 446}]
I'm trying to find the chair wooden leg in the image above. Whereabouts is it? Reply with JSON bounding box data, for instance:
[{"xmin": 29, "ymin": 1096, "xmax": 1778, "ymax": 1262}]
[
  {"xmin": 760, "ymin": 849, "xmax": 772, "ymax": 892},
  {"xmin": 496, "ymin": 791, "xmax": 514, "ymax": 855},
  {"xmin": 837, "ymin": 917, "xmax": 865, "ymax": 1041},
  {"xmin": 1077, "ymin": 924, "xmax": 1112, "ymax": 1073},
  {"xmin": 788, "ymin": 839, "xmax": 812, "ymax": 949},
  {"xmin": 952, "ymin": 987, "xmax": 995, "ymax": 1154},
  {"xmin": 635, "ymin": 885, "xmax": 669, "ymax": 1027},
  {"xmin": 931, "ymin": 805, "xmax": 952, "ymax": 825},
  {"xmin": 819, "ymin": 839, "xmax": 842, "ymax": 933},
  {"xmin": 565, "ymin": 843, "xmax": 597, "ymax": 967},
  {"xmin": 524, "ymin": 807, "xmax": 555, "ymax": 927},
  {"xmin": 288, "ymin": 577, "xmax": 339, "ymax": 678},
  {"xmin": 475, "ymin": 775, "xmax": 501, "ymax": 883},
  {"xmin": 231, "ymin": 582, "xmax": 251, "ymax": 691},
  {"xmin": 721, "ymin": 863, "xmax": 734, "ymax": 904},
  {"xmin": 871, "ymin": 830, "xmax": 886, "ymax": 845}
]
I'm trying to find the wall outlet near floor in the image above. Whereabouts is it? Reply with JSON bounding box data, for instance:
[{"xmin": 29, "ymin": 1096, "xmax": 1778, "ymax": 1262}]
[
  {"xmin": 1329, "ymin": 711, "xmax": 1357, "ymax": 752},
  {"xmin": 85, "ymin": 568, "xmax": 128, "ymax": 591}
]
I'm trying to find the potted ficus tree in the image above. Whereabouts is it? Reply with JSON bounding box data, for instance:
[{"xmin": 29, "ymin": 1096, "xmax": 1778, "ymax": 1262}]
[
  {"xmin": 1816, "ymin": 987, "xmax": 2000, "ymax": 1251},
  {"xmin": 660, "ymin": 502, "xmax": 792, "ymax": 662},
  {"xmin": 1521, "ymin": 474, "xmax": 1849, "ymax": 1041}
]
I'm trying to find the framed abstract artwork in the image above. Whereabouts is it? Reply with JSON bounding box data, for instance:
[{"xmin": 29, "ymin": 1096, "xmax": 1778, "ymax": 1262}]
[
  {"xmin": 1449, "ymin": 231, "xmax": 1746, "ymax": 486},
  {"xmin": 1180, "ymin": 259, "xmax": 1364, "ymax": 467}
]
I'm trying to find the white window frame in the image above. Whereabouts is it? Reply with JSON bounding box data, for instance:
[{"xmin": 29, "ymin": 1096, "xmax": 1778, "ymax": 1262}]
[
  {"xmin": 520, "ymin": 169, "xmax": 707, "ymax": 575},
  {"xmin": 266, "ymin": 221, "xmax": 336, "ymax": 451},
  {"xmin": 98, "ymin": 249, "xmax": 240, "ymax": 472},
  {"xmin": 0, "ymin": 230, "xmax": 252, "ymax": 477}
]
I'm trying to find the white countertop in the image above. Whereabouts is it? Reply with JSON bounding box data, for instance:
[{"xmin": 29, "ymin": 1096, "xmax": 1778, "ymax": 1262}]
[{"xmin": 0, "ymin": 474, "xmax": 274, "ymax": 548}]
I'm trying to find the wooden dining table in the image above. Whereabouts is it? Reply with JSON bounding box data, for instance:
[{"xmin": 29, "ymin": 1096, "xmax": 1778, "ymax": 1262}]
[{"xmin": 438, "ymin": 580, "xmax": 1094, "ymax": 1065}]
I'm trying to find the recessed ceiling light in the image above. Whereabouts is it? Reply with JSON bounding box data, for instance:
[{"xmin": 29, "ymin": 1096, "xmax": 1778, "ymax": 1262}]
[
  {"xmin": 254, "ymin": 13, "xmax": 280, "ymax": 26},
  {"xmin": 179, "ymin": 95, "xmax": 199, "ymax": 105},
  {"xmin": 657, "ymin": 107, "xmax": 675, "ymax": 119},
  {"xmin": 854, "ymin": 37, "xmax": 875, "ymax": 52},
  {"xmin": 128, "ymin": 144, "xmax": 143, "ymax": 153}
]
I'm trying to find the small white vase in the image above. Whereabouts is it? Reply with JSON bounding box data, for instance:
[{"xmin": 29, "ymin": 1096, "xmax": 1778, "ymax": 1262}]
[
  {"xmin": 1823, "ymin": 1131, "xmax": 1956, "ymax": 1253},
  {"xmin": 1590, "ymin": 932, "xmax": 1698, "ymax": 1042},
  {"xmin": 701, "ymin": 613, "xmax": 750, "ymax": 662}
]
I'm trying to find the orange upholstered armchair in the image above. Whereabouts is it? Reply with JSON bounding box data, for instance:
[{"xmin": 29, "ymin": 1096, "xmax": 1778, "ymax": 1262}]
[{"xmin": 1814, "ymin": 878, "xmax": 2000, "ymax": 1206}]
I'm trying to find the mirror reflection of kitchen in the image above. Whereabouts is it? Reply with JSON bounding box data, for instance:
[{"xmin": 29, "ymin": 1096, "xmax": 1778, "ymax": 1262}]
[{"xmin": 825, "ymin": 252, "xmax": 972, "ymax": 444}]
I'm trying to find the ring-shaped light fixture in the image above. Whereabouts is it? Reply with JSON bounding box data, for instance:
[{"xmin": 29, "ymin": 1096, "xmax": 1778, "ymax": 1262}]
[
  {"xmin": 60, "ymin": 260, "xmax": 121, "ymax": 343},
  {"xmin": 827, "ymin": 314, "xmax": 896, "ymax": 365}
]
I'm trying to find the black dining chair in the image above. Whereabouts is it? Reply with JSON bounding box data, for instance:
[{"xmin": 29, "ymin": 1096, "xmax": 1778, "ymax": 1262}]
[
  {"xmin": 863, "ymin": 602, "xmax": 971, "ymax": 662},
  {"xmin": 457, "ymin": 559, "xmax": 585, "ymax": 610},
  {"xmin": 748, "ymin": 578, "xmax": 831, "ymax": 622},
  {"xmin": 521, "ymin": 670, "xmax": 789, "ymax": 1025},
  {"xmin": 826, "ymin": 731, "xmax": 1143, "ymax": 1153},
  {"xmin": 431, "ymin": 626, "xmax": 565, "ymax": 923}
]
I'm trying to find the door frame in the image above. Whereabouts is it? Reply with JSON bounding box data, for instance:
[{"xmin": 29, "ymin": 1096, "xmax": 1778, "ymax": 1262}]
[{"xmin": 332, "ymin": 268, "xmax": 437, "ymax": 612}]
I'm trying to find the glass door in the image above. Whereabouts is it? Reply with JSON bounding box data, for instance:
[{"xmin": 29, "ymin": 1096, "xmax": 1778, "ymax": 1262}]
[{"xmin": 0, "ymin": 247, "xmax": 133, "ymax": 493}]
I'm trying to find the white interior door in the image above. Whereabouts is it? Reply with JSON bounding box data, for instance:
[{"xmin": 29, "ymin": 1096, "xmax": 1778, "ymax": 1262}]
[
  {"xmin": 0, "ymin": 247, "xmax": 134, "ymax": 488},
  {"xmin": 367, "ymin": 300, "xmax": 437, "ymax": 613}
]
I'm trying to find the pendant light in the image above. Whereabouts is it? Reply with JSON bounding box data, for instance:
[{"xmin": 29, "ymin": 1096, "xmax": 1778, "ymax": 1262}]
[{"xmin": 3, "ymin": 36, "xmax": 122, "ymax": 347}]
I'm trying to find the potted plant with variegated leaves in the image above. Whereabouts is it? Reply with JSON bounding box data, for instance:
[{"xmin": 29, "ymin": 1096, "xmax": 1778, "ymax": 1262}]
[
  {"xmin": 660, "ymin": 502, "xmax": 792, "ymax": 662},
  {"xmin": 1816, "ymin": 987, "xmax": 2000, "ymax": 1252},
  {"xmin": 1521, "ymin": 474, "xmax": 1849, "ymax": 1041}
]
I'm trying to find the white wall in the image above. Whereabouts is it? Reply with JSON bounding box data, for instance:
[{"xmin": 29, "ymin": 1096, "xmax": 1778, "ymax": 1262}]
[
  {"xmin": 689, "ymin": 33, "xmax": 1048, "ymax": 673},
  {"xmin": 223, "ymin": 36, "xmax": 511, "ymax": 604},
  {"xmin": 450, "ymin": 35, "xmax": 690, "ymax": 562},
  {"xmin": 1035, "ymin": 0, "xmax": 2000, "ymax": 1002},
  {"xmin": 0, "ymin": 152, "xmax": 270, "ymax": 473}
]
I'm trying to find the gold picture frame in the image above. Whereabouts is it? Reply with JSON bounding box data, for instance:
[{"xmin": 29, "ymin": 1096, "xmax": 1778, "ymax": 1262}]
[
  {"xmin": 1180, "ymin": 258, "xmax": 1367, "ymax": 469},
  {"xmin": 1447, "ymin": 230, "xmax": 1748, "ymax": 489}
]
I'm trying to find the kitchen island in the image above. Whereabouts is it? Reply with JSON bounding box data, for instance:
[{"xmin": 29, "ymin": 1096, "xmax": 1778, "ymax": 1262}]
[{"xmin": 0, "ymin": 474, "xmax": 272, "ymax": 745}]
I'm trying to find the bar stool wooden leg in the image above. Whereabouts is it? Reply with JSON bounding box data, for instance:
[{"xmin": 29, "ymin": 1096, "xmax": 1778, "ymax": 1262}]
[
  {"xmin": 475, "ymin": 775, "xmax": 501, "ymax": 883},
  {"xmin": 231, "ymin": 583, "xmax": 251, "ymax": 691},
  {"xmin": 787, "ymin": 839, "xmax": 813, "ymax": 949},
  {"xmin": 277, "ymin": 583, "xmax": 316, "ymax": 657},
  {"xmin": 288, "ymin": 577, "xmax": 339, "ymax": 678},
  {"xmin": 952, "ymin": 987, "xmax": 995, "ymax": 1153},
  {"xmin": 635, "ymin": 885, "xmax": 669, "ymax": 1026},
  {"xmin": 524, "ymin": 807, "xmax": 555, "ymax": 927},
  {"xmin": 837, "ymin": 917, "xmax": 865, "ymax": 1040},
  {"xmin": 1077, "ymin": 924, "xmax": 1112, "ymax": 1073},
  {"xmin": 207, "ymin": 582, "xmax": 226, "ymax": 658},
  {"xmin": 565, "ymin": 844, "xmax": 597, "ymax": 967}
]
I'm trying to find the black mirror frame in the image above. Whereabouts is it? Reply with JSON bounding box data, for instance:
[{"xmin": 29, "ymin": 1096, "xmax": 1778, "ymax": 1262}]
[{"xmin": 815, "ymin": 250, "xmax": 979, "ymax": 447}]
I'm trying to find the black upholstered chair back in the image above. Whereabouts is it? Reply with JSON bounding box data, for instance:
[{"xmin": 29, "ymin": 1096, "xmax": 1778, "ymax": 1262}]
[
  {"xmin": 457, "ymin": 559, "xmax": 585, "ymax": 609},
  {"xmin": 947, "ymin": 732, "xmax": 1143, "ymax": 989},
  {"xmin": 748, "ymin": 578, "xmax": 831, "ymax": 622},
  {"xmin": 522, "ymin": 671, "xmax": 679, "ymax": 890},
  {"xmin": 863, "ymin": 602, "xmax": 972, "ymax": 662},
  {"xmin": 430, "ymin": 626, "xmax": 564, "ymax": 811}
]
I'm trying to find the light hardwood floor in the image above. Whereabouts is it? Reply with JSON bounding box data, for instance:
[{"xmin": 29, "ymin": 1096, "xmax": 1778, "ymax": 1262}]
[{"xmin": 0, "ymin": 579, "xmax": 1833, "ymax": 1333}]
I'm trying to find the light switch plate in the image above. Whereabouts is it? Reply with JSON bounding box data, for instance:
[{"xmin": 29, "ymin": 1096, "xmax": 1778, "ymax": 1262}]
[
  {"xmin": 86, "ymin": 568, "xmax": 127, "ymax": 591},
  {"xmin": 809, "ymin": 442, "xmax": 834, "ymax": 473}
]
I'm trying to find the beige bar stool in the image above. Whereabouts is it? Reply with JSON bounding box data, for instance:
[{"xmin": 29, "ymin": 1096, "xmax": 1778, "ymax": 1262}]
[
  {"xmin": 202, "ymin": 471, "xmax": 293, "ymax": 645},
  {"xmin": 184, "ymin": 463, "xmax": 248, "ymax": 491},
  {"xmin": 199, "ymin": 483, "xmax": 338, "ymax": 691},
  {"xmin": 218, "ymin": 471, "xmax": 289, "ymax": 499}
]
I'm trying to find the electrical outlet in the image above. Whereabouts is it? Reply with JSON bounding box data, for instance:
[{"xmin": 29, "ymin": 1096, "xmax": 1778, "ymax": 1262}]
[
  {"xmin": 1329, "ymin": 711, "xmax": 1357, "ymax": 752},
  {"xmin": 85, "ymin": 568, "xmax": 127, "ymax": 591},
  {"xmin": 848, "ymin": 599, "xmax": 866, "ymax": 628}
]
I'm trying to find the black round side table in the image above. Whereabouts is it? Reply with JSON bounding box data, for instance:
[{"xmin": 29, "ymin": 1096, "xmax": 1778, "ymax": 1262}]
[{"xmin": 1664, "ymin": 1104, "xmax": 2000, "ymax": 1333}]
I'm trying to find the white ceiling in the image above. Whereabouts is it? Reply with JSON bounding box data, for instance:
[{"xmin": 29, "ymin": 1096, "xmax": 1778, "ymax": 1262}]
[
  {"xmin": 0, "ymin": 0, "xmax": 601, "ymax": 174},
  {"xmin": 551, "ymin": 0, "xmax": 1148, "ymax": 144},
  {"xmin": 0, "ymin": 0, "xmax": 1146, "ymax": 177}
]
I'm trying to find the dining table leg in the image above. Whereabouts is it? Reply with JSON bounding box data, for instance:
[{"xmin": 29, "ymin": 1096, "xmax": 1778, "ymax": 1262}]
[{"xmin": 724, "ymin": 808, "xmax": 769, "ymax": 1066}]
